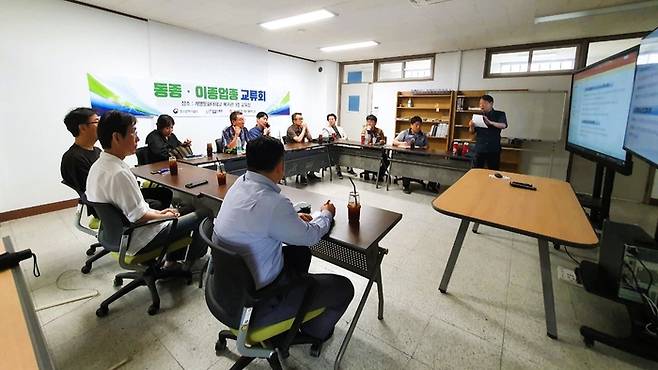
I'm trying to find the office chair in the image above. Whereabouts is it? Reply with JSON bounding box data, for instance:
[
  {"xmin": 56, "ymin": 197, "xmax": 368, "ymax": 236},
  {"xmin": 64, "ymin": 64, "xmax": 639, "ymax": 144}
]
[
  {"xmin": 61, "ymin": 180, "xmax": 108, "ymax": 274},
  {"xmin": 199, "ymin": 217, "xmax": 325, "ymax": 369},
  {"xmin": 136, "ymin": 146, "xmax": 151, "ymax": 165},
  {"xmin": 89, "ymin": 200, "xmax": 193, "ymax": 316},
  {"xmin": 215, "ymin": 138, "xmax": 224, "ymax": 154}
]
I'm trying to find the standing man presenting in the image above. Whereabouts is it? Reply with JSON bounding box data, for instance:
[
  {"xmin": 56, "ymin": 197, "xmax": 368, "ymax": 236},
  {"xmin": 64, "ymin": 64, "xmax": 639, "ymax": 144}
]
[{"xmin": 468, "ymin": 94, "xmax": 508, "ymax": 170}]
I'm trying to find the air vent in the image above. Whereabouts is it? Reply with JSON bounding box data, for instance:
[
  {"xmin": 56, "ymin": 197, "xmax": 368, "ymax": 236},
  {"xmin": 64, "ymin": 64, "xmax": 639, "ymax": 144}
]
[{"xmin": 409, "ymin": 0, "xmax": 454, "ymax": 7}]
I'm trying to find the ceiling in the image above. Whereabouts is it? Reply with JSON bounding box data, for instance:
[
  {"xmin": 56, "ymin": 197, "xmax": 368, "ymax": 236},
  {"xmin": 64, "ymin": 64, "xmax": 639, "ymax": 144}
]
[{"xmin": 77, "ymin": 0, "xmax": 658, "ymax": 62}]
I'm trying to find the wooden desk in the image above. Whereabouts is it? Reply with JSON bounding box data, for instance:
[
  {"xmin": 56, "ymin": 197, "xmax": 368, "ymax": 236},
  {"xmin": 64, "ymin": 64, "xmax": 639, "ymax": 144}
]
[
  {"xmin": 178, "ymin": 153, "xmax": 248, "ymax": 175},
  {"xmin": 132, "ymin": 165, "xmax": 402, "ymax": 369},
  {"xmin": 433, "ymin": 169, "xmax": 598, "ymax": 339},
  {"xmin": 284, "ymin": 142, "xmax": 320, "ymax": 151},
  {"xmin": 0, "ymin": 237, "xmax": 54, "ymax": 370},
  {"xmin": 178, "ymin": 152, "xmax": 242, "ymax": 166}
]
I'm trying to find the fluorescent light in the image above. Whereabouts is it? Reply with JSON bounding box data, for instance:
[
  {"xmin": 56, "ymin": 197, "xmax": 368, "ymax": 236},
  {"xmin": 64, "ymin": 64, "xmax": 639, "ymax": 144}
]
[
  {"xmin": 535, "ymin": 0, "xmax": 658, "ymax": 24},
  {"xmin": 260, "ymin": 9, "xmax": 335, "ymax": 30},
  {"xmin": 321, "ymin": 41, "xmax": 379, "ymax": 52}
]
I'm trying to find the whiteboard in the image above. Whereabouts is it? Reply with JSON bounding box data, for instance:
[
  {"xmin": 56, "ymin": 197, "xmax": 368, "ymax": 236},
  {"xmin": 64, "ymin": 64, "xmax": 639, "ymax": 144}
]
[{"xmin": 486, "ymin": 91, "xmax": 568, "ymax": 141}]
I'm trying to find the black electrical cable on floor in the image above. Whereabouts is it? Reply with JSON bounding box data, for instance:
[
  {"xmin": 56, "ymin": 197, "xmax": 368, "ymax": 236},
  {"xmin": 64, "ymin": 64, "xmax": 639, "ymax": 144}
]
[{"xmin": 563, "ymin": 246, "xmax": 581, "ymax": 266}]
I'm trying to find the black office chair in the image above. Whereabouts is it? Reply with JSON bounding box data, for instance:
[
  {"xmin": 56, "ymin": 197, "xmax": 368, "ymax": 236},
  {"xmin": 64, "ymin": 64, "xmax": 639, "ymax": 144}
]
[
  {"xmin": 89, "ymin": 201, "xmax": 193, "ymax": 316},
  {"xmin": 61, "ymin": 180, "xmax": 109, "ymax": 274},
  {"xmin": 199, "ymin": 217, "xmax": 325, "ymax": 369},
  {"xmin": 136, "ymin": 146, "xmax": 151, "ymax": 165},
  {"xmin": 215, "ymin": 138, "xmax": 224, "ymax": 154}
]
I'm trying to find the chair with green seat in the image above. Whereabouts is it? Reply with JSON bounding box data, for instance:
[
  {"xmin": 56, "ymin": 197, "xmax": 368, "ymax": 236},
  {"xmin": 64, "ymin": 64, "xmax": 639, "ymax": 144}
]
[
  {"xmin": 61, "ymin": 180, "xmax": 108, "ymax": 274},
  {"xmin": 88, "ymin": 200, "xmax": 193, "ymax": 317},
  {"xmin": 199, "ymin": 217, "xmax": 325, "ymax": 370}
]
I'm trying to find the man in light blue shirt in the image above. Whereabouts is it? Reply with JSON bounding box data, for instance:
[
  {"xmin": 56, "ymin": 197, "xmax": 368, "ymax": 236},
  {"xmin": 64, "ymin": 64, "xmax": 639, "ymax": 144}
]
[{"xmin": 213, "ymin": 136, "xmax": 354, "ymax": 342}]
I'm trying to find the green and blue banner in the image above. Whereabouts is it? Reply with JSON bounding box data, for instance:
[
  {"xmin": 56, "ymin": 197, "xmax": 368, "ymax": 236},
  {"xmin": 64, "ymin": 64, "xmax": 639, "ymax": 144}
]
[{"xmin": 87, "ymin": 73, "xmax": 290, "ymax": 117}]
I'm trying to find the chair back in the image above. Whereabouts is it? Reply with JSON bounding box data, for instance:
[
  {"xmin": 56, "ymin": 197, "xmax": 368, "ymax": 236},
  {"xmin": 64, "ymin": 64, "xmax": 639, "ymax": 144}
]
[
  {"xmin": 215, "ymin": 138, "xmax": 224, "ymax": 154},
  {"xmin": 281, "ymin": 135, "xmax": 291, "ymax": 145},
  {"xmin": 136, "ymin": 147, "xmax": 151, "ymax": 165},
  {"xmin": 61, "ymin": 180, "xmax": 98, "ymax": 218},
  {"xmin": 86, "ymin": 201, "xmax": 131, "ymax": 252},
  {"xmin": 199, "ymin": 217, "xmax": 256, "ymax": 329}
]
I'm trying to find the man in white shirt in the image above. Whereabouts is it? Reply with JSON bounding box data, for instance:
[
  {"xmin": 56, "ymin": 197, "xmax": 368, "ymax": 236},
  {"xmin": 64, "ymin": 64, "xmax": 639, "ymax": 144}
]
[
  {"xmin": 321, "ymin": 113, "xmax": 356, "ymax": 179},
  {"xmin": 86, "ymin": 110, "xmax": 206, "ymax": 265}
]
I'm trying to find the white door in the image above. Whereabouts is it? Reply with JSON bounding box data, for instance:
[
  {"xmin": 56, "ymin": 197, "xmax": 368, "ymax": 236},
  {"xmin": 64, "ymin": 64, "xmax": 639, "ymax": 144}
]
[{"xmin": 339, "ymin": 83, "xmax": 372, "ymax": 141}]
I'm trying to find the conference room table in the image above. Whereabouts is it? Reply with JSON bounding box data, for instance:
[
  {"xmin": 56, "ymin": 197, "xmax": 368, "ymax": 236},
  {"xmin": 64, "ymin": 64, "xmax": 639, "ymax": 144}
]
[
  {"xmin": 131, "ymin": 162, "xmax": 402, "ymax": 369},
  {"xmin": 432, "ymin": 169, "xmax": 599, "ymax": 339},
  {"xmin": 386, "ymin": 146, "xmax": 471, "ymax": 189},
  {"xmin": 178, "ymin": 142, "xmax": 333, "ymax": 181},
  {"xmin": 0, "ymin": 236, "xmax": 55, "ymax": 370},
  {"xmin": 329, "ymin": 140, "xmax": 389, "ymax": 189}
]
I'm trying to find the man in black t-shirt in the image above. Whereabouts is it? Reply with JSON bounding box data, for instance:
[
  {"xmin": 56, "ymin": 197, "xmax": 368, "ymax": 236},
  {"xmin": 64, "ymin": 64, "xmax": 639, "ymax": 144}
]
[
  {"xmin": 61, "ymin": 108, "xmax": 102, "ymax": 192},
  {"xmin": 61, "ymin": 107, "xmax": 172, "ymax": 209},
  {"xmin": 468, "ymin": 95, "xmax": 508, "ymax": 170}
]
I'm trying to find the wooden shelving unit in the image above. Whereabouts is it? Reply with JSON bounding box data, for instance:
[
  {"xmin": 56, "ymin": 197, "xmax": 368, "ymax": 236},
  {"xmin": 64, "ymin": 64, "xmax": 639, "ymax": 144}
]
[
  {"xmin": 394, "ymin": 89, "xmax": 522, "ymax": 172},
  {"xmin": 395, "ymin": 91, "xmax": 455, "ymax": 152}
]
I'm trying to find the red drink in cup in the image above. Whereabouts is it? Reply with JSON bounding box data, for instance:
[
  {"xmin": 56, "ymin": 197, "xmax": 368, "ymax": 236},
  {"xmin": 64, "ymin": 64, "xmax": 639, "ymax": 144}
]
[
  {"xmin": 348, "ymin": 192, "xmax": 361, "ymax": 224},
  {"xmin": 168, "ymin": 156, "xmax": 178, "ymax": 175}
]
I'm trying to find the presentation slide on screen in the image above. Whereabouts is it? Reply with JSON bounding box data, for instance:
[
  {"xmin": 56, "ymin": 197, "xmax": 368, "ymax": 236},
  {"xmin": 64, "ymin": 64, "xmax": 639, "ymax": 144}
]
[
  {"xmin": 625, "ymin": 33, "xmax": 658, "ymax": 166},
  {"xmin": 568, "ymin": 51, "xmax": 637, "ymax": 161}
]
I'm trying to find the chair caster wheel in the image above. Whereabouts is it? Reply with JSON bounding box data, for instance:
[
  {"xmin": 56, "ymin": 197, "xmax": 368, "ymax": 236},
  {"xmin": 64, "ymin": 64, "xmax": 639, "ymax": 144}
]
[
  {"xmin": 583, "ymin": 337, "xmax": 594, "ymax": 348},
  {"xmin": 147, "ymin": 304, "xmax": 159, "ymax": 316},
  {"xmin": 215, "ymin": 337, "xmax": 227, "ymax": 355},
  {"xmin": 310, "ymin": 343, "xmax": 322, "ymax": 357},
  {"xmin": 113, "ymin": 277, "xmax": 123, "ymax": 287},
  {"xmin": 86, "ymin": 248, "xmax": 96, "ymax": 256},
  {"xmin": 96, "ymin": 306, "xmax": 109, "ymax": 317},
  {"xmin": 81, "ymin": 265, "xmax": 92, "ymax": 274}
]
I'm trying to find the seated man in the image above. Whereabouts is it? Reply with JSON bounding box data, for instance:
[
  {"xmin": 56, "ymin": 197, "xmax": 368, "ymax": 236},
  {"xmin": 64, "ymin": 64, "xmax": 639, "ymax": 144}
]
[
  {"xmin": 61, "ymin": 107, "xmax": 172, "ymax": 210},
  {"xmin": 145, "ymin": 114, "xmax": 192, "ymax": 162},
  {"xmin": 86, "ymin": 110, "xmax": 207, "ymax": 266},
  {"xmin": 321, "ymin": 113, "xmax": 355, "ymax": 179},
  {"xmin": 286, "ymin": 112, "xmax": 320, "ymax": 184},
  {"xmin": 247, "ymin": 111, "xmax": 271, "ymax": 141},
  {"xmin": 222, "ymin": 111, "xmax": 249, "ymax": 153},
  {"xmin": 213, "ymin": 136, "xmax": 354, "ymax": 342},
  {"xmin": 360, "ymin": 114, "xmax": 388, "ymax": 182},
  {"xmin": 392, "ymin": 115, "xmax": 430, "ymax": 194}
]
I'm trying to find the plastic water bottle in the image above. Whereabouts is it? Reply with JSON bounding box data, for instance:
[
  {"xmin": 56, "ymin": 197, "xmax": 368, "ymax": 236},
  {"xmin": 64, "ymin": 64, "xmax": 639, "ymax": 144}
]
[{"xmin": 236, "ymin": 137, "xmax": 243, "ymax": 155}]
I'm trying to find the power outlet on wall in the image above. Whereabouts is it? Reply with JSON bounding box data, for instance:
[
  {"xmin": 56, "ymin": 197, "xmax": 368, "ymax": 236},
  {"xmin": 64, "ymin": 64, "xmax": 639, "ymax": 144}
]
[{"xmin": 557, "ymin": 266, "xmax": 582, "ymax": 287}]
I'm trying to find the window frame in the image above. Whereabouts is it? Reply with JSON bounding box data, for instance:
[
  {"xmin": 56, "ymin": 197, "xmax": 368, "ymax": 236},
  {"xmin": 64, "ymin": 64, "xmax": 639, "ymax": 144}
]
[
  {"xmin": 483, "ymin": 32, "xmax": 648, "ymax": 78},
  {"xmin": 374, "ymin": 54, "xmax": 435, "ymax": 82}
]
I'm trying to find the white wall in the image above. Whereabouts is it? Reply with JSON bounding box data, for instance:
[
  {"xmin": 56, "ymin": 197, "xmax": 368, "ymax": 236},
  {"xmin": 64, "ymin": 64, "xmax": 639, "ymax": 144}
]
[
  {"xmin": 368, "ymin": 52, "xmax": 461, "ymax": 142},
  {"xmin": 315, "ymin": 60, "xmax": 340, "ymax": 129},
  {"xmin": 0, "ymin": 0, "xmax": 328, "ymax": 213},
  {"xmin": 0, "ymin": 0, "xmax": 150, "ymax": 212},
  {"xmin": 362, "ymin": 48, "xmax": 651, "ymax": 202}
]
